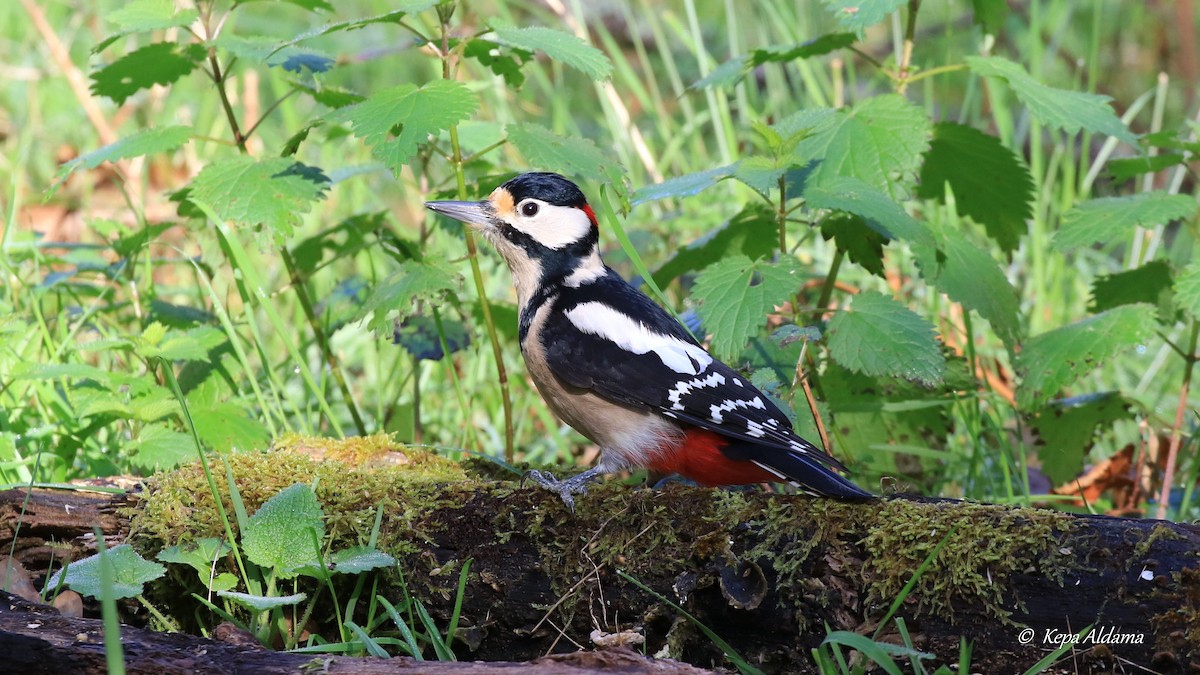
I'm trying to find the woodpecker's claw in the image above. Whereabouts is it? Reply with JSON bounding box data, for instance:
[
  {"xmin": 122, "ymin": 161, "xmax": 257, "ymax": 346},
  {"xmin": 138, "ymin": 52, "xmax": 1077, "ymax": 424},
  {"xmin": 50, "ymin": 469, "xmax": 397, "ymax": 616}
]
[{"xmin": 525, "ymin": 467, "xmax": 603, "ymax": 512}]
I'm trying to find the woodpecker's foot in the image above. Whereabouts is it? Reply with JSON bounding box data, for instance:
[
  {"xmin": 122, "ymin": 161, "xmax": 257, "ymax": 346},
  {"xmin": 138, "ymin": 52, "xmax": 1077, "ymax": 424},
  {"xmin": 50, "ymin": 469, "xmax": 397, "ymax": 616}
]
[{"xmin": 525, "ymin": 467, "xmax": 603, "ymax": 512}]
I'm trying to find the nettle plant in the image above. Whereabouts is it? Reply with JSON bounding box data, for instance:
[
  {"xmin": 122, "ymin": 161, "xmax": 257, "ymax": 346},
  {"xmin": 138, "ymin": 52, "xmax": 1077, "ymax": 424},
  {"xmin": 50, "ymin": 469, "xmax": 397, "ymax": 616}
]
[{"xmin": 10, "ymin": 0, "xmax": 1198, "ymax": 513}]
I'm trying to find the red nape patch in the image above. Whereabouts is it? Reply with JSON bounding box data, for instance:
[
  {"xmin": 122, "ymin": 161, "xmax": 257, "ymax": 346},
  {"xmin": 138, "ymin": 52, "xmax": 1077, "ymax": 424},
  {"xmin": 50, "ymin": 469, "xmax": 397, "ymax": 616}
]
[
  {"xmin": 581, "ymin": 204, "xmax": 599, "ymax": 229},
  {"xmin": 647, "ymin": 428, "xmax": 776, "ymax": 486}
]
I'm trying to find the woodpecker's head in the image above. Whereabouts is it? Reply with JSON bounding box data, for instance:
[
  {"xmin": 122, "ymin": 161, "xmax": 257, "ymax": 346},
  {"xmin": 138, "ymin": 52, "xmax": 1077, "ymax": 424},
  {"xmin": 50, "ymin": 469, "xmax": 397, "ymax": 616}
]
[{"xmin": 425, "ymin": 172, "xmax": 602, "ymax": 302}]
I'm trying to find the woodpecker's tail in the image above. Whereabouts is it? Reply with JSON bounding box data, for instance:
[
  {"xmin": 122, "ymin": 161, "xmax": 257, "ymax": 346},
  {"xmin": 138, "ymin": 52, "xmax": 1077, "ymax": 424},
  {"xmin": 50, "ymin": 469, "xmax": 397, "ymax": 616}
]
[{"xmin": 750, "ymin": 451, "xmax": 875, "ymax": 500}]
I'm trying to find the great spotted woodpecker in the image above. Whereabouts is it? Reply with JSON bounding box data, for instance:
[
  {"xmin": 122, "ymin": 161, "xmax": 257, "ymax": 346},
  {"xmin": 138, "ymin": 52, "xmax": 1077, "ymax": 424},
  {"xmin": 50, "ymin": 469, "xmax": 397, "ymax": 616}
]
[{"xmin": 426, "ymin": 172, "xmax": 872, "ymax": 508}]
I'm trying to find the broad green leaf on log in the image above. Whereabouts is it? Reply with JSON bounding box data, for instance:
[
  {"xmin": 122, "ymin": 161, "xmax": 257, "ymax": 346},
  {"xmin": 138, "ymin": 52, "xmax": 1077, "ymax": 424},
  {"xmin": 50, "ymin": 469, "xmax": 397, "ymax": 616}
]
[
  {"xmin": 46, "ymin": 545, "xmax": 165, "ymax": 600},
  {"xmin": 242, "ymin": 484, "xmax": 325, "ymax": 578}
]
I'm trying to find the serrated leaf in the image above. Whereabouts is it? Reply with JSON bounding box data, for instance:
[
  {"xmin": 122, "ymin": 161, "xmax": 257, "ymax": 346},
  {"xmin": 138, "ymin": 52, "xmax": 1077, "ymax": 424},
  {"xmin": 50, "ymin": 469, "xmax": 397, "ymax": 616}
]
[
  {"xmin": 491, "ymin": 25, "xmax": 611, "ymax": 80},
  {"xmin": 632, "ymin": 165, "xmax": 736, "ymax": 205},
  {"xmin": 820, "ymin": 213, "xmax": 886, "ymax": 277},
  {"xmin": 1033, "ymin": 393, "xmax": 1133, "ymax": 485},
  {"xmin": 1053, "ymin": 191, "xmax": 1196, "ymax": 250},
  {"xmin": 791, "ymin": 94, "xmax": 931, "ymax": 198},
  {"xmin": 190, "ymin": 157, "xmax": 330, "ymax": 241},
  {"xmin": 218, "ymin": 590, "xmax": 307, "ymax": 611},
  {"xmin": 827, "ymin": 291, "xmax": 945, "ymax": 387},
  {"xmin": 94, "ymin": 0, "xmax": 200, "ymax": 52},
  {"xmin": 191, "ymin": 403, "xmax": 271, "ymax": 452},
  {"xmin": 128, "ymin": 423, "xmax": 195, "ymax": 471},
  {"xmin": 1107, "ymin": 153, "xmax": 1187, "ymax": 181},
  {"xmin": 331, "ymin": 80, "xmax": 477, "ymax": 174},
  {"xmin": 1090, "ymin": 260, "xmax": 1174, "ymax": 323},
  {"xmin": 358, "ymin": 260, "xmax": 459, "ymax": 333},
  {"xmin": 55, "ymin": 126, "xmax": 192, "ymax": 191},
  {"xmin": 652, "ymin": 204, "xmax": 778, "ymax": 287},
  {"xmin": 91, "ymin": 42, "xmax": 206, "ymax": 105},
  {"xmin": 507, "ymin": 123, "xmax": 624, "ymax": 188},
  {"xmin": 821, "ymin": 0, "xmax": 905, "ymax": 32},
  {"xmin": 1175, "ymin": 259, "xmax": 1200, "ymax": 319},
  {"xmin": 46, "ymin": 545, "xmax": 165, "ymax": 600},
  {"xmin": 918, "ymin": 123, "xmax": 1032, "ymax": 253},
  {"xmin": 967, "ymin": 56, "xmax": 1137, "ymax": 144},
  {"xmin": 914, "ymin": 230, "xmax": 1022, "ymax": 348},
  {"xmin": 1015, "ymin": 304, "xmax": 1157, "ymax": 409},
  {"xmin": 242, "ymin": 484, "xmax": 325, "ymax": 578},
  {"xmin": 464, "ymin": 38, "xmax": 531, "ymax": 88},
  {"xmin": 693, "ymin": 33, "xmax": 855, "ymax": 89},
  {"xmin": 271, "ymin": 4, "xmax": 435, "ymax": 55},
  {"xmin": 692, "ymin": 255, "xmax": 803, "ymax": 360},
  {"xmin": 804, "ymin": 176, "xmax": 935, "ymax": 248}
]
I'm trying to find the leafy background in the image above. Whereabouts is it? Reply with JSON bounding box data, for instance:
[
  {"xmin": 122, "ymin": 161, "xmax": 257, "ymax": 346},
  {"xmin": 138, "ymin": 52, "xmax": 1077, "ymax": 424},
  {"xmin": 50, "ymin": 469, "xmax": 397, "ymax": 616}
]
[{"xmin": 2, "ymin": 0, "xmax": 1199, "ymax": 522}]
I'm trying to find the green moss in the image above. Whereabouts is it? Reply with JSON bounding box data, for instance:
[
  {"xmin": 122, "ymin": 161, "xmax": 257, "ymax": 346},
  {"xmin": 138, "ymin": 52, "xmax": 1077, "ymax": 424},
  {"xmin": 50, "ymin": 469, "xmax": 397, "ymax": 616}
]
[
  {"xmin": 128, "ymin": 433, "xmax": 471, "ymax": 558},
  {"xmin": 857, "ymin": 499, "xmax": 1076, "ymax": 624}
]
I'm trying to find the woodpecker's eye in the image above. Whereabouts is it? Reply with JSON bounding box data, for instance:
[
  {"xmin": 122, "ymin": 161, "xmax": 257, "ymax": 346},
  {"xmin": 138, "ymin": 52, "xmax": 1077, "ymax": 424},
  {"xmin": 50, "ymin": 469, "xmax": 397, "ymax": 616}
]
[{"xmin": 521, "ymin": 201, "xmax": 540, "ymax": 217}]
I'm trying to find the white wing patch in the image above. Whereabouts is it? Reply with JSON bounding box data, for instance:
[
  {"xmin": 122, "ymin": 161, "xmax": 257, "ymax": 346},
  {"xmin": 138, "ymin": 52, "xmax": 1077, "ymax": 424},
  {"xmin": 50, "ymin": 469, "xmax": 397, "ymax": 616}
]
[
  {"xmin": 708, "ymin": 396, "xmax": 766, "ymax": 424},
  {"xmin": 667, "ymin": 371, "xmax": 726, "ymax": 411},
  {"xmin": 565, "ymin": 302, "xmax": 713, "ymax": 375}
]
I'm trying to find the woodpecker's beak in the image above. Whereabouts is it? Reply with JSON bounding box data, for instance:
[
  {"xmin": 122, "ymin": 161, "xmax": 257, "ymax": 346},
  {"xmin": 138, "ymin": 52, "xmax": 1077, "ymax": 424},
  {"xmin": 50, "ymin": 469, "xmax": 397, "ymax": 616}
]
[{"xmin": 424, "ymin": 200, "xmax": 492, "ymax": 229}]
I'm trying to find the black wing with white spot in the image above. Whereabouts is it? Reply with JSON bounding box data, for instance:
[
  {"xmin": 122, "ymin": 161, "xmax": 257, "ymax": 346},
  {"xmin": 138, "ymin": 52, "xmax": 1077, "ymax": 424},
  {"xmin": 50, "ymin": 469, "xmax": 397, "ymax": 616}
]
[{"xmin": 539, "ymin": 273, "xmax": 851, "ymax": 472}]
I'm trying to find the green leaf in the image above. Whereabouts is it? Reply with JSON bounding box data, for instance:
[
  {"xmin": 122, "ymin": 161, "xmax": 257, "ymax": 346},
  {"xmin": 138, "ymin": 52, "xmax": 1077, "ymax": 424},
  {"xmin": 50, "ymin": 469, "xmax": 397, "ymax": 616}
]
[
  {"xmin": 217, "ymin": 590, "xmax": 307, "ymax": 611},
  {"xmin": 91, "ymin": 42, "xmax": 206, "ymax": 105},
  {"xmin": 914, "ymin": 229, "xmax": 1023, "ymax": 348},
  {"xmin": 820, "ymin": 213, "xmax": 886, "ymax": 277},
  {"xmin": 185, "ymin": 377, "xmax": 270, "ymax": 452},
  {"xmin": 94, "ymin": 0, "xmax": 199, "ymax": 52},
  {"xmin": 271, "ymin": 3, "xmax": 435, "ymax": 54},
  {"xmin": 652, "ymin": 204, "xmax": 777, "ymax": 287},
  {"xmin": 1054, "ymin": 191, "xmax": 1196, "ymax": 250},
  {"xmin": 1033, "ymin": 393, "xmax": 1133, "ymax": 485},
  {"xmin": 693, "ymin": 33, "xmax": 855, "ymax": 89},
  {"xmin": 46, "ymin": 545, "xmax": 165, "ymax": 600},
  {"xmin": 490, "ymin": 25, "xmax": 612, "ymax": 80},
  {"xmin": 464, "ymin": 38, "xmax": 531, "ymax": 88},
  {"xmin": 128, "ymin": 423, "xmax": 195, "ymax": 471},
  {"xmin": 507, "ymin": 123, "xmax": 625, "ymax": 188},
  {"xmin": 295, "ymin": 545, "xmax": 396, "ymax": 578},
  {"xmin": 632, "ymin": 165, "xmax": 736, "ymax": 205},
  {"xmin": 826, "ymin": 291, "xmax": 945, "ymax": 387},
  {"xmin": 190, "ymin": 157, "xmax": 330, "ymax": 242},
  {"xmin": 242, "ymin": 484, "xmax": 325, "ymax": 578},
  {"xmin": 157, "ymin": 537, "xmax": 233, "ymax": 589},
  {"xmin": 918, "ymin": 122, "xmax": 1033, "ymax": 253},
  {"xmin": 790, "ymin": 94, "xmax": 931, "ymax": 198},
  {"xmin": 1107, "ymin": 153, "xmax": 1187, "ymax": 181},
  {"xmin": 691, "ymin": 255, "xmax": 803, "ymax": 361},
  {"xmin": 358, "ymin": 260, "xmax": 460, "ymax": 333},
  {"xmin": 966, "ymin": 56, "xmax": 1137, "ymax": 144},
  {"xmin": 331, "ymin": 80, "xmax": 477, "ymax": 174},
  {"xmin": 821, "ymin": 0, "xmax": 905, "ymax": 33},
  {"xmin": 1015, "ymin": 305, "xmax": 1157, "ymax": 409},
  {"xmin": 1090, "ymin": 260, "xmax": 1174, "ymax": 322},
  {"xmin": 804, "ymin": 176, "xmax": 935, "ymax": 248},
  {"xmin": 1175, "ymin": 259, "xmax": 1200, "ymax": 319}
]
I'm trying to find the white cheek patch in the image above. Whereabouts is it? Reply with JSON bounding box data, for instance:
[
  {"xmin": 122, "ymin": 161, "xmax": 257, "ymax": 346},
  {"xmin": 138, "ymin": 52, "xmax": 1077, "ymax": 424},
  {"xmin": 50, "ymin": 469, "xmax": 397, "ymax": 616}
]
[
  {"xmin": 565, "ymin": 302, "xmax": 713, "ymax": 375},
  {"xmin": 513, "ymin": 203, "xmax": 593, "ymax": 250}
]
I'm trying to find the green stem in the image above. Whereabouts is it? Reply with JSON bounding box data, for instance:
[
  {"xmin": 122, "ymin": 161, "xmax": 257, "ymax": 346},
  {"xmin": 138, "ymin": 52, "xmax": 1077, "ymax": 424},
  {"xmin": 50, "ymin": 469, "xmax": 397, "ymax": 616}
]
[
  {"xmin": 1157, "ymin": 319, "xmax": 1199, "ymax": 519},
  {"xmin": 815, "ymin": 248, "xmax": 845, "ymax": 314},
  {"xmin": 281, "ymin": 248, "xmax": 368, "ymax": 435},
  {"xmin": 776, "ymin": 174, "xmax": 788, "ymax": 254},
  {"xmin": 441, "ymin": 13, "xmax": 515, "ymax": 462}
]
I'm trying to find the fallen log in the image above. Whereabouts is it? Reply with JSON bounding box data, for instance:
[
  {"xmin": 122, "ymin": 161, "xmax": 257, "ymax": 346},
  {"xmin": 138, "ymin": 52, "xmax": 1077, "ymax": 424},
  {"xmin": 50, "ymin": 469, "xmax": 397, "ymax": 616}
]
[{"xmin": 1, "ymin": 446, "xmax": 1198, "ymax": 674}]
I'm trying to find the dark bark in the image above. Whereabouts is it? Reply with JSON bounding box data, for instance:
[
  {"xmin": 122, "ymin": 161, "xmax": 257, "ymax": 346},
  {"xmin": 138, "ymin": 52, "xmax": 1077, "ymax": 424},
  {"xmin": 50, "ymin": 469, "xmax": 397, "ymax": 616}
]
[{"xmin": 2, "ymin": 483, "xmax": 1199, "ymax": 674}]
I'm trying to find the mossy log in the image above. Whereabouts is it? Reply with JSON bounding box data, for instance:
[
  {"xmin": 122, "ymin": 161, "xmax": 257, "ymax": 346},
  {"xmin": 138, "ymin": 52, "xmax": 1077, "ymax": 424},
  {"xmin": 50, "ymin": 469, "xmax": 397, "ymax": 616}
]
[{"xmin": 1, "ymin": 445, "xmax": 1198, "ymax": 674}]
